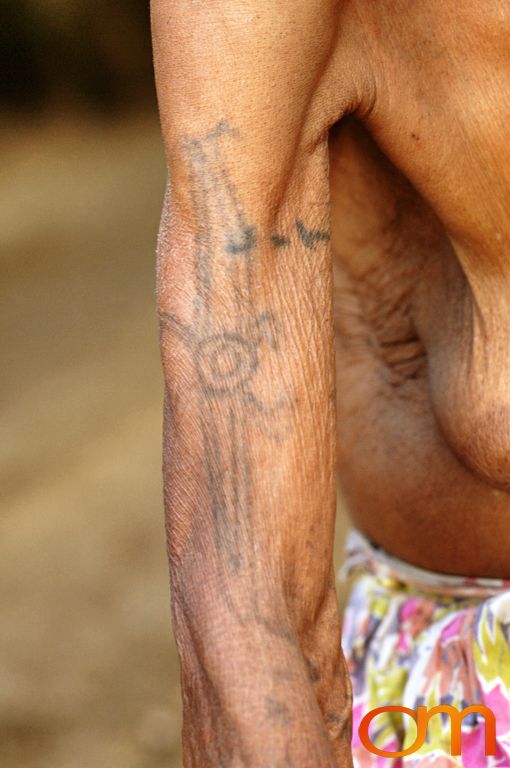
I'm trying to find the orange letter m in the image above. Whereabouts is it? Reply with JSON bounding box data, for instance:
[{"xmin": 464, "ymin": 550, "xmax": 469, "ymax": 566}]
[{"xmin": 416, "ymin": 704, "xmax": 496, "ymax": 756}]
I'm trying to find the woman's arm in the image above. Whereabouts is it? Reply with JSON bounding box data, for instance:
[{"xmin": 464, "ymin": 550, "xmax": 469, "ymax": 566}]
[{"xmin": 151, "ymin": 2, "xmax": 369, "ymax": 764}]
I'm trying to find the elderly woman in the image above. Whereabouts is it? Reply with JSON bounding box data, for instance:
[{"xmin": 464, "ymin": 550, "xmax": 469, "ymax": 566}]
[{"xmin": 151, "ymin": 1, "xmax": 510, "ymax": 765}]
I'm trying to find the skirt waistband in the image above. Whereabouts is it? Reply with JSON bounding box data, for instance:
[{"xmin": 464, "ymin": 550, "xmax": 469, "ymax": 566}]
[{"xmin": 339, "ymin": 528, "xmax": 510, "ymax": 599}]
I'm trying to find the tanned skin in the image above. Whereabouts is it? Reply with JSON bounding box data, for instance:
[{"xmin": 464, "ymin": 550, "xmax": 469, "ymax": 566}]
[{"xmin": 151, "ymin": 1, "xmax": 510, "ymax": 765}]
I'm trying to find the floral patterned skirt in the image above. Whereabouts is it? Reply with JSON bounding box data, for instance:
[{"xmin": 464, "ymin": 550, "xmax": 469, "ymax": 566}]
[{"xmin": 340, "ymin": 529, "xmax": 510, "ymax": 767}]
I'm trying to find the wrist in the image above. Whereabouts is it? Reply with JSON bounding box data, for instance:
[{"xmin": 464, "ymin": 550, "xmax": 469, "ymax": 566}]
[
  {"xmin": 171, "ymin": 583, "xmax": 351, "ymax": 768},
  {"xmin": 177, "ymin": 623, "xmax": 340, "ymax": 768}
]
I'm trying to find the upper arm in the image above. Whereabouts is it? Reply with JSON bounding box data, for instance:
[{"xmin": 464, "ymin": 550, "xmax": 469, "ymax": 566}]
[{"xmin": 151, "ymin": 0, "xmax": 372, "ymax": 221}]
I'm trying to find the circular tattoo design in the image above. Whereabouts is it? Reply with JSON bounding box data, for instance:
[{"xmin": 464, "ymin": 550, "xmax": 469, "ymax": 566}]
[{"xmin": 195, "ymin": 333, "xmax": 258, "ymax": 395}]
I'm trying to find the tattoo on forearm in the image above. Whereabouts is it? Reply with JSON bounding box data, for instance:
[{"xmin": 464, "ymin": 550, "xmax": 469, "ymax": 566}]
[
  {"xmin": 305, "ymin": 658, "xmax": 320, "ymax": 684},
  {"xmin": 296, "ymin": 219, "xmax": 330, "ymax": 250},
  {"xmin": 161, "ymin": 120, "xmax": 329, "ymax": 637},
  {"xmin": 161, "ymin": 311, "xmax": 282, "ymax": 404},
  {"xmin": 265, "ymin": 696, "xmax": 293, "ymax": 726},
  {"xmin": 270, "ymin": 233, "xmax": 290, "ymax": 248}
]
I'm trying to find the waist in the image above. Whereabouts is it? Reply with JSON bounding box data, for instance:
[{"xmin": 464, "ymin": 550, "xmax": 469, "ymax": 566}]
[{"xmin": 340, "ymin": 529, "xmax": 510, "ymax": 600}]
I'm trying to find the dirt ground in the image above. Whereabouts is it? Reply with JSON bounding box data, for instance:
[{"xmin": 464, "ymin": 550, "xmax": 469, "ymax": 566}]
[{"xmin": 1, "ymin": 116, "xmax": 349, "ymax": 768}]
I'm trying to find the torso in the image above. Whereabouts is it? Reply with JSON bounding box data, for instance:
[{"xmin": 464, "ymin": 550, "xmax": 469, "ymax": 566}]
[
  {"xmin": 328, "ymin": 0, "xmax": 510, "ymax": 578},
  {"xmin": 330, "ymin": 48, "xmax": 510, "ymax": 577}
]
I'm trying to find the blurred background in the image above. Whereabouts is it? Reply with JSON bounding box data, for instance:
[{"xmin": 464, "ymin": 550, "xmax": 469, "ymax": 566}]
[{"xmin": 1, "ymin": 3, "xmax": 349, "ymax": 766}]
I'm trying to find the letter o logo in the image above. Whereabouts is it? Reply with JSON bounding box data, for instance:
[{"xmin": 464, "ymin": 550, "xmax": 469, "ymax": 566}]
[{"xmin": 359, "ymin": 706, "xmax": 425, "ymax": 758}]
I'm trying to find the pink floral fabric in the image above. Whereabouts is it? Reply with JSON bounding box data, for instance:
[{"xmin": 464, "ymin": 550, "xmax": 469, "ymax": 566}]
[{"xmin": 341, "ymin": 530, "xmax": 510, "ymax": 767}]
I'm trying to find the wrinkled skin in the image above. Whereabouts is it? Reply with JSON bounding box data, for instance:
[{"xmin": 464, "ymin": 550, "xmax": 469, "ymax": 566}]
[{"xmin": 151, "ymin": 1, "xmax": 510, "ymax": 765}]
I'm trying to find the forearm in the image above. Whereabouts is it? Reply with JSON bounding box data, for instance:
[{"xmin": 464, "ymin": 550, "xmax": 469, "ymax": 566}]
[
  {"xmin": 158, "ymin": 143, "xmax": 335, "ymax": 608},
  {"xmin": 157, "ymin": 135, "xmax": 350, "ymax": 765}
]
